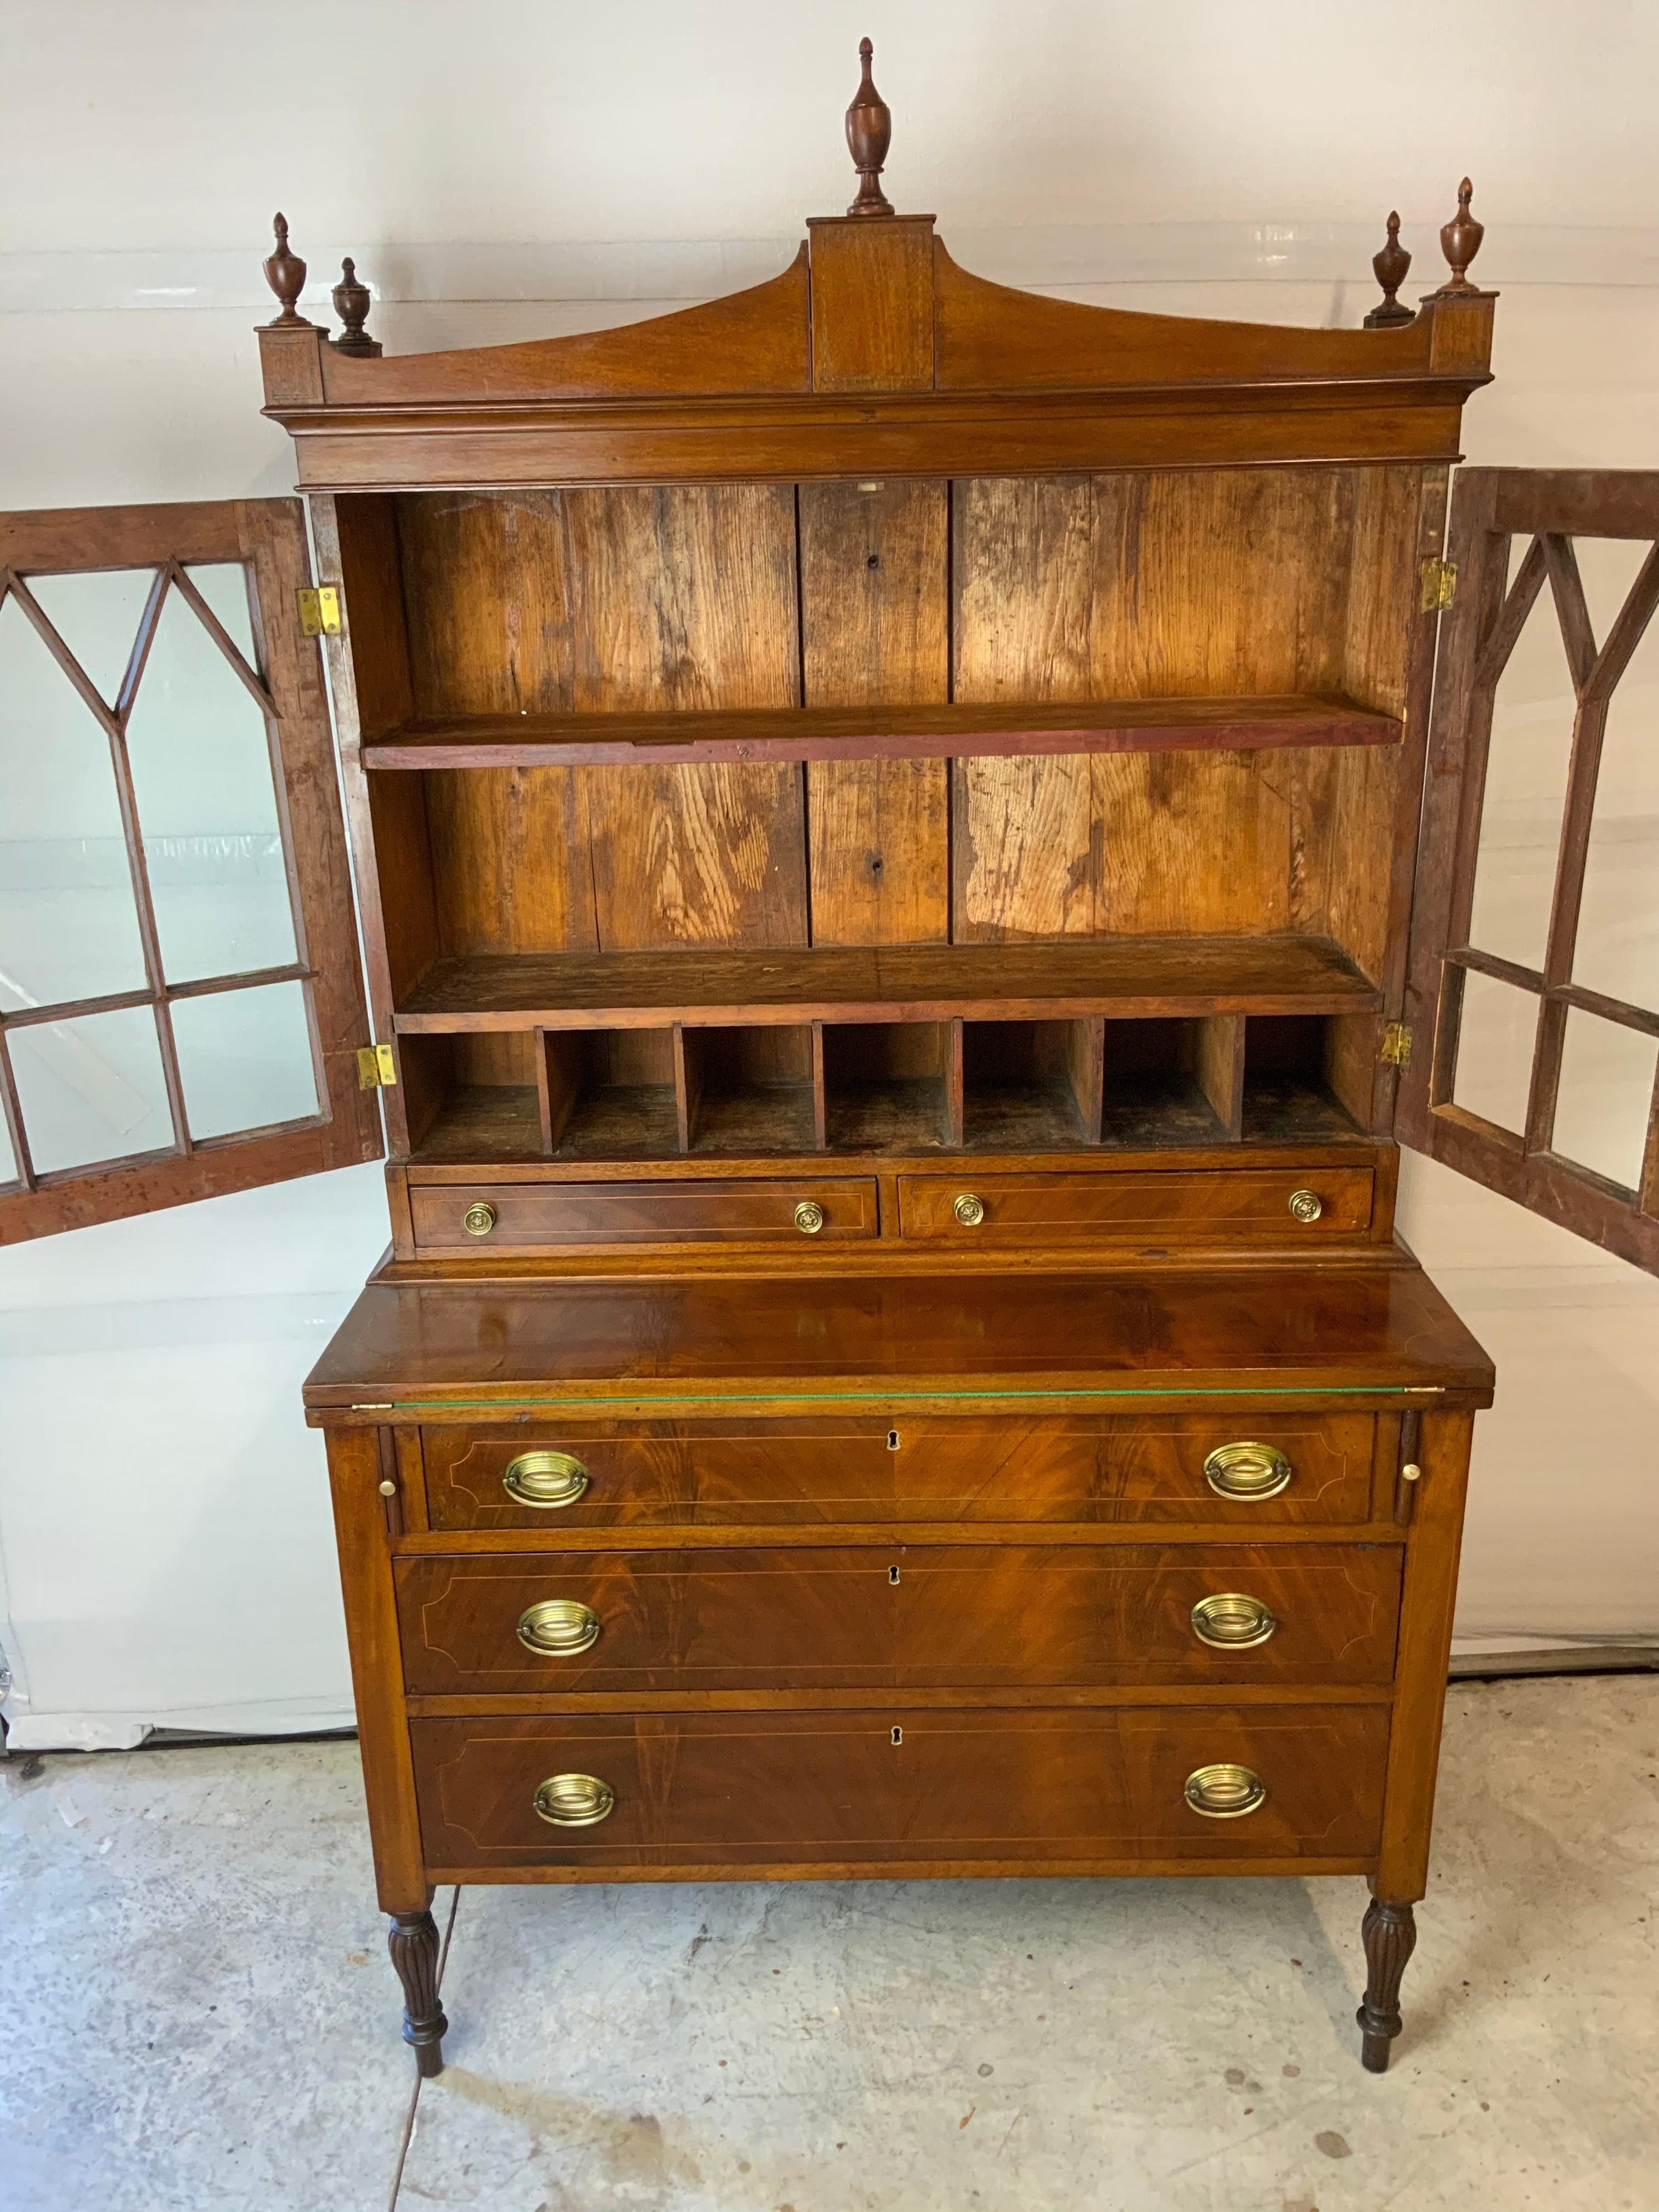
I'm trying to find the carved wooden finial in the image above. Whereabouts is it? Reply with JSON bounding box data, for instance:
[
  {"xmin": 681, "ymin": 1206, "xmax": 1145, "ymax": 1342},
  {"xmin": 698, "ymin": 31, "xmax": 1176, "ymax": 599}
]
[
  {"xmin": 1363, "ymin": 212, "xmax": 1415, "ymax": 328},
  {"xmin": 262, "ymin": 213, "xmax": 312, "ymax": 327},
  {"xmin": 845, "ymin": 37, "xmax": 894, "ymax": 218},
  {"xmin": 1437, "ymin": 178, "xmax": 1485, "ymax": 292},
  {"xmin": 330, "ymin": 257, "xmax": 382, "ymax": 358}
]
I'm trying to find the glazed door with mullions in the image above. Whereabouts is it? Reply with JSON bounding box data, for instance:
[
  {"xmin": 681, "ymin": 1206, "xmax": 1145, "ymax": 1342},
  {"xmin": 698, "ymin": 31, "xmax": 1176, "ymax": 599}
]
[
  {"xmin": 1398, "ymin": 467, "xmax": 1659, "ymax": 1274},
  {"xmin": 0, "ymin": 498, "xmax": 381, "ymax": 1243}
]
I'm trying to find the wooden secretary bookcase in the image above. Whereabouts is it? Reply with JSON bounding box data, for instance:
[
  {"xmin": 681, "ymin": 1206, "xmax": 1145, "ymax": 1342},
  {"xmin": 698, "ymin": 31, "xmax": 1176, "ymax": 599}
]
[{"xmin": 246, "ymin": 45, "xmax": 1659, "ymax": 2080}]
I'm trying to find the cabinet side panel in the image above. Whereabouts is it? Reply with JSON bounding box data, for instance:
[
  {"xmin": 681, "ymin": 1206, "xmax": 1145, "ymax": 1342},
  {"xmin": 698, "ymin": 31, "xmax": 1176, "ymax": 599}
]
[
  {"xmin": 802, "ymin": 480, "xmax": 950, "ymax": 946},
  {"xmin": 1376, "ymin": 1409, "xmax": 1474, "ymax": 1901},
  {"xmin": 325, "ymin": 1428, "xmax": 427, "ymax": 1911},
  {"xmin": 1326, "ymin": 465, "xmax": 1437, "ymax": 989}
]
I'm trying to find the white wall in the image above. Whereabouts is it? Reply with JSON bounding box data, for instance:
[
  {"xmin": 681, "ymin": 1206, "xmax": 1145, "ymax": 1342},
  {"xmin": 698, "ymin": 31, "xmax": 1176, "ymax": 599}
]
[{"xmin": 2, "ymin": 1, "xmax": 1656, "ymax": 1746}]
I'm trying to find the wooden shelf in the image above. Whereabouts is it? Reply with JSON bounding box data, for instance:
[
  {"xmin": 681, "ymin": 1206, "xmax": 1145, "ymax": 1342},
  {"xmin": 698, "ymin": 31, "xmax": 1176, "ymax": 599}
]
[
  {"xmin": 394, "ymin": 936, "xmax": 1380, "ymax": 1034},
  {"xmin": 362, "ymin": 693, "xmax": 1401, "ymax": 771}
]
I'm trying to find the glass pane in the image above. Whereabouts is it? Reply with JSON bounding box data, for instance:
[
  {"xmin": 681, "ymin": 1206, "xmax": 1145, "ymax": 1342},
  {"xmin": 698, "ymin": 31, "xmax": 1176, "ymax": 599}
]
[
  {"xmin": 1450, "ymin": 970, "xmax": 1538, "ymax": 1135},
  {"xmin": 1551, "ymin": 1007, "xmax": 1656, "ymax": 1193},
  {"xmin": 1574, "ymin": 536, "xmax": 1651, "ymax": 641},
  {"xmin": 171, "ymin": 979, "xmax": 319, "ymax": 1140},
  {"xmin": 0, "ymin": 593, "xmax": 150, "ymax": 1013},
  {"xmin": 1573, "ymin": 547, "xmax": 1659, "ymax": 1014},
  {"xmin": 182, "ymin": 563, "xmax": 259, "ymax": 663},
  {"xmin": 9, "ymin": 1004, "xmax": 174, "ymax": 1174},
  {"xmin": 123, "ymin": 578, "xmax": 298, "ymax": 987},
  {"xmin": 1465, "ymin": 547, "xmax": 1574, "ymax": 973},
  {"xmin": 24, "ymin": 567, "xmax": 155, "ymax": 706}
]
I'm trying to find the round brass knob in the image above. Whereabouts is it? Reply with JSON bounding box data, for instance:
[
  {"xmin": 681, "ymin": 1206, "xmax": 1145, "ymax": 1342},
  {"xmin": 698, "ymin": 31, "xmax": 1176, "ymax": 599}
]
[
  {"xmin": 1401, "ymin": 1462, "xmax": 1422, "ymax": 1483},
  {"xmin": 1190, "ymin": 1592, "xmax": 1279, "ymax": 1650},
  {"xmin": 532, "ymin": 1772, "xmax": 615, "ymax": 1827},
  {"xmin": 794, "ymin": 1200, "xmax": 825, "ymax": 1235},
  {"xmin": 1184, "ymin": 1763, "xmax": 1267, "ymax": 1819},
  {"xmin": 377, "ymin": 1479, "xmax": 397, "ymax": 1498},
  {"xmin": 462, "ymin": 1199, "xmax": 498, "ymax": 1238},
  {"xmin": 1204, "ymin": 1441, "xmax": 1293, "ymax": 1501},
  {"xmin": 516, "ymin": 1599, "xmax": 601, "ymax": 1656},
  {"xmin": 953, "ymin": 1192, "xmax": 986, "ymax": 1227},
  {"xmin": 502, "ymin": 1450, "xmax": 590, "ymax": 1509},
  {"xmin": 1287, "ymin": 1187, "xmax": 1323, "ymax": 1224}
]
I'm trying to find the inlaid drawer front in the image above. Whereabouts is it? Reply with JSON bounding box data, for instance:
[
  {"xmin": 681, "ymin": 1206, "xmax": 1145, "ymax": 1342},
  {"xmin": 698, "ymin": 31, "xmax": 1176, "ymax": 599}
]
[
  {"xmin": 421, "ymin": 1413, "xmax": 1377, "ymax": 1530},
  {"xmin": 408, "ymin": 1177, "xmax": 879, "ymax": 1251},
  {"xmin": 409, "ymin": 1705, "xmax": 1390, "ymax": 1872},
  {"xmin": 396, "ymin": 1543, "xmax": 1404, "ymax": 1694},
  {"xmin": 898, "ymin": 1169, "xmax": 1374, "ymax": 1243}
]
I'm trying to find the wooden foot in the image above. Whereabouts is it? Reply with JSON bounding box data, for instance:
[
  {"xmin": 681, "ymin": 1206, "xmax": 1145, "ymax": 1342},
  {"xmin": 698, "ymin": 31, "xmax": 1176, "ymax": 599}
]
[
  {"xmin": 388, "ymin": 1908, "xmax": 448, "ymax": 2076},
  {"xmin": 1356, "ymin": 1898, "xmax": 1417, "ymax": 2072}
]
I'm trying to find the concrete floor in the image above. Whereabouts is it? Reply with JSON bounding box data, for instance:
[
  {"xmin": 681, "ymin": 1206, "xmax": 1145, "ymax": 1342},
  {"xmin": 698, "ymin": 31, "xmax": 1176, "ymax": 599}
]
[{"xmin": 4, "ymin": 1677, "xmax": 1657, "ymax": 2212}]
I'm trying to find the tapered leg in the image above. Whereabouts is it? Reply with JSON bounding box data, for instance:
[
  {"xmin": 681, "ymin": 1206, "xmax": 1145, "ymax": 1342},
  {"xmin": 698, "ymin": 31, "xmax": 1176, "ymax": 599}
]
[
  {"xmin": 1356, "ymin": 1898, "xmax": 1417, "ymax": 2072},
  {"xmin": 388, "ymin": 1908, "xmax": 448, "ymax": 2076}
]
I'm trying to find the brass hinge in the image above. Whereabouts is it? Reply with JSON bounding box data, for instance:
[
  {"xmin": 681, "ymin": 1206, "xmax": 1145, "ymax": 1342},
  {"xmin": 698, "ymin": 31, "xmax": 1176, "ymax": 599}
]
[
  {"xmin": 1380, "ymin": 1021, "xmax": 1414, "ymax": 1068},
  {"xmin": 357, "ymin": 1042, "xmax": 398, "ymax": 1088},
  {"xmin": 1419, "ymin": 557, "xmax": 1457, "ymax": 612},
  {"xmin": 297, "ymin": 584, "xmax": 342, "ymax": 636}
]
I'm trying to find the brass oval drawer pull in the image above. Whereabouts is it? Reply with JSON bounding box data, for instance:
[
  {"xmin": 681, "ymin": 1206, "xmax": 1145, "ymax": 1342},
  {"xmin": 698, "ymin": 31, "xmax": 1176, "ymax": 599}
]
[
  {"xmin": 1204, "ymin": 1441, "xmax": 1293, "ymax": 1501},
  {"xmin": 462, "ymin": 1199, "xmax": 498, "ymax": 1237},
  {"xmin": 794, "ymin": 1199, "xmax": 825, "ymax": 1235},
  {"xmin": 1287, "ymin": 1187, "xmax": 1323, "ymax": 1224},
  {"xmin": 953, "ymin": 1192, "xmax": 986, "ymax": 1227},
  {"xmin": 1191, "ymin": 1592, "xmax": 1279, "ymax": 1649},
  {"xmin": 532, "ymin": 1772, "xmax": 615, "ymax": 1827},
  {"xmin": 502, "ymin": 1450, "xmax": 590, "ymax": 1509},
  {"xmin": 516, "ymin": 1598, "xmax": 601, "ymax": 1656},
  {"xmin": 1184, "ymin": 1763, "xmax": 1267, "ymax": 1819}
]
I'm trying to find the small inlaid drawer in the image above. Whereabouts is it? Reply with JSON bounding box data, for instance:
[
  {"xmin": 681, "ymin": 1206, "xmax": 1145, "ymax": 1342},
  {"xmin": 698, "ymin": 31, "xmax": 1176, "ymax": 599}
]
[
  {"xmin": 409, "ymin": 1704, "xmax": 1391, "ymax": 1874},
  {"xmin": 897, "ymin": 1169, "xmax": 1375, "ymax": 1244},
  {"xmin": 396, "ymin": 1542, "xmax": 1404, "ymax": 1695},
  {"xmin": 408, "ymin": 1177, "xmax": 879, "ymax": 1252},
  {"xmin": 420, "ymin": 1413, "xmax": 1379, "ymax": 1530}
]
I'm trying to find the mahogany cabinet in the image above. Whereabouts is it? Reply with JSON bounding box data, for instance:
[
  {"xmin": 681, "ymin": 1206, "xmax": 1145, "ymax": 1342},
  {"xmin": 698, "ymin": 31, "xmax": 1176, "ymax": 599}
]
[{"xmin": 257, "ymin": 45, "xmax": 1659, "ymax": 2080}]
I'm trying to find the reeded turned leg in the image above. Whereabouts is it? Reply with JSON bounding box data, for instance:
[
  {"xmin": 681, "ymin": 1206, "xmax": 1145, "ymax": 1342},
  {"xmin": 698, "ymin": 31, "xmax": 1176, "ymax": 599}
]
[
  {"xmin": 388, "ymin": 1908, "xmax": 448, "ymax": 2076},
  {"xmin": 1356, "ymin": 1898, "xmax": 1417, "ymax": 2072}
]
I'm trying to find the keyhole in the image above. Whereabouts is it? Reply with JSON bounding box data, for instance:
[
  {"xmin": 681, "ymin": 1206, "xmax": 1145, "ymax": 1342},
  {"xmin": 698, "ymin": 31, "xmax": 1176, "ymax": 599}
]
[
  {"xmin": 887, "ymin": 1430, "xmax": 900, "ymax": 1451},
  {"xmin": 891, "ymin": 1725, "xmax": 903, "ymax": 1745},
  {"xmin": 888, "ymin": 1564, "xmax": 900, "ymax": 1585},
  {"xmin": 866, "ymin": 552, "xmax": 881, "ymax": 570}
]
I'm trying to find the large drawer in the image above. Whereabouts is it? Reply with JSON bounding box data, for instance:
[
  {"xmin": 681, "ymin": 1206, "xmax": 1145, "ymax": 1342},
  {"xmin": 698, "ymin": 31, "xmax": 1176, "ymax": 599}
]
[
  {"xmin": 397, "ymin": 1542, "xmax": 1403, "ymax": 1694},
  {"xmin": 409, "ymin": 1704, "xmax": 1390, "ymax": 1873},
  {"xmin": 408, "ymin": 1177, "xmax": 879, "ymax": 1252},
  {"xmin": 898, "ymin": 1168, "xmax": 1374, "ymax": 1243},
  {"xmin": 421, "ymin": 1413, "xmax": 1379, "ymax": 1530}
]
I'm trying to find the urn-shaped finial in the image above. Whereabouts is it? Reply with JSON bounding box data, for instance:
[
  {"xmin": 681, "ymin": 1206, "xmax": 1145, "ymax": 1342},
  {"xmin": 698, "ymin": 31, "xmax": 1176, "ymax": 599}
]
[
  {"xmin": 330, "ymin": 256, "xmax": 382, "ymax": 358},
  {"xmin": 845, "ymin": 37, "xmax": 895, "ymax": 218},
  {"xmin": 1363, "ymin": 212, "xmax": 1415, "ymax": 328},
  {"xmin": 1437, "ymin": 178, "xmax": 1485, "ymax": 292},
  {"xmin": 262, "ymin": 213, "xmax": 312, "ymax": 327}
]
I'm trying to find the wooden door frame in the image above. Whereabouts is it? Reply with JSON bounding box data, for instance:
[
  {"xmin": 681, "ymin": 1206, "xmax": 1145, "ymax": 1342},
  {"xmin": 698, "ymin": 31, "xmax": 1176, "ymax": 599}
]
[
  {"xmin": 1397, "ymin": 466, "xmax": 1659, "ymax": 1272},
  {"xmin": 0, "ymin": 498, "xmax": 382, "ymax": 1242}
]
